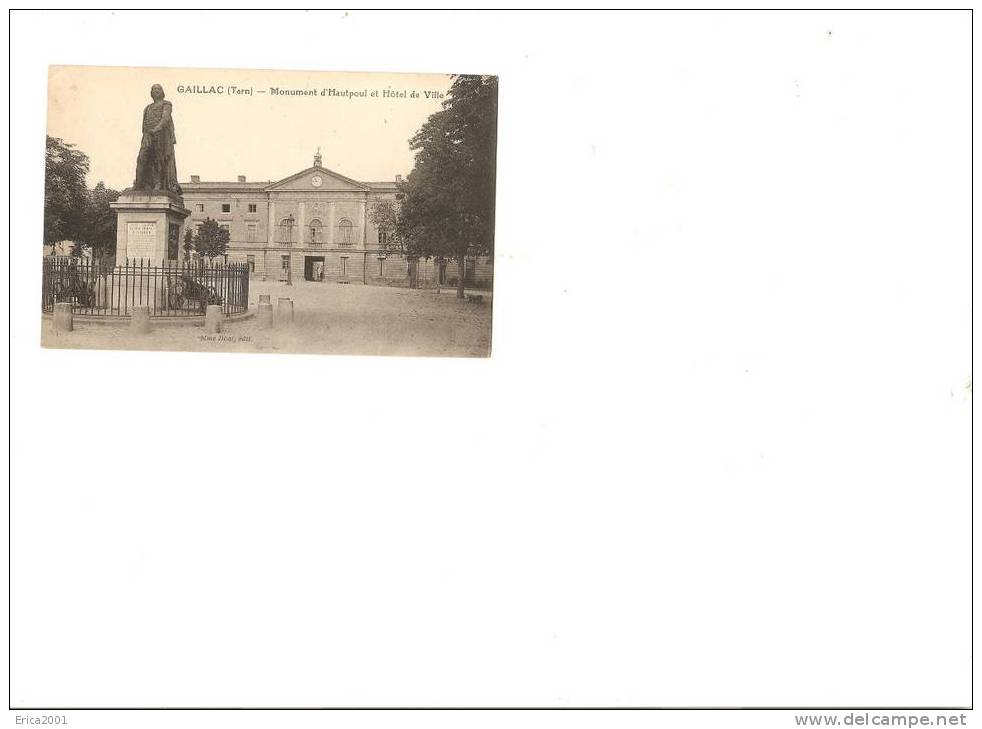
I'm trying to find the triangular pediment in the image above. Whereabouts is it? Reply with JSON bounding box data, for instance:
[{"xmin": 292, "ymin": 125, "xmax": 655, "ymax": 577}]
[{"xmin": 265, "ymin": 166, "xmax": 369, "ymax": 192}]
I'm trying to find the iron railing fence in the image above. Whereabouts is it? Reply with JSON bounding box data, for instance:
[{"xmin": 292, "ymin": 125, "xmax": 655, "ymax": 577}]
[{"xmin": 41, "ymin": 258, "xmax": 250, "ymax": 317}]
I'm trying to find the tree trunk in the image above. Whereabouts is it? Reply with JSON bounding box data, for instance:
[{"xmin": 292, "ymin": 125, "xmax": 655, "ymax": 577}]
[{"xmin": 457, "ymin": 256, "xmax": 466, "ymax": 299}]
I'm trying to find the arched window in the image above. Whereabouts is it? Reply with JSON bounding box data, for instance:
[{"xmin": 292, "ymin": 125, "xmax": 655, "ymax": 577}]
[
  {"xmin": 277, "ymin": 216, "xmax": 295, "ymax": 244},
  {"xmin": 337, "ymin": 218, "xmax": 353, "ymax": 247},
  {"xmin": 378, "ymin": 228, "xmax": 387, "ymax": 247},
  {"xmin": 308, "ymin": 218, "xmax": 323, "ymax": 245}
]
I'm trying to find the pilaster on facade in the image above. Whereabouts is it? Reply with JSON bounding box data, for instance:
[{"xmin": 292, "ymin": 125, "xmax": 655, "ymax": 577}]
[
  {"xmin": 328, "ymin": 201, "xmax": 336, "ymax": 247},
  {"xmin": 180, "ymin": 158, "xmax": 406, "ymax": 267}
]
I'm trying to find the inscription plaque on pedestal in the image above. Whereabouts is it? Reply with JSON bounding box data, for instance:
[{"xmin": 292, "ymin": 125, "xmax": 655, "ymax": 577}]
[
  {"xmin": 112, "ymin": 194, "xmax": 188, "ymax": 265},
  {"xmin": 126, "ymin": 222, "xmax": 157, "ymax": 260}
]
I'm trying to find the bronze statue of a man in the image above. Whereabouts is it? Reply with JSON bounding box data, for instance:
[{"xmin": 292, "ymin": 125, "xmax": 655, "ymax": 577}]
[{"xmin": 133, "ymin": 84, "xmax": 182, "ymax": 195}]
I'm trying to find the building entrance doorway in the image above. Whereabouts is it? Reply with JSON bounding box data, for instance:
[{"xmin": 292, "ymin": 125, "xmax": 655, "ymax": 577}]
[{"xmin": 304, "ymin": 256, "xmax": 325, "ymax": 282}]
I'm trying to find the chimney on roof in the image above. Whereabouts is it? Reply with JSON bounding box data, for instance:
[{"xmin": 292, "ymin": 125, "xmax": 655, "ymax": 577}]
[
  {"xmin": 395, "ymin": 174, "xmax": 403, "ymax": 184},
  {"xmin": 238, "ymin": 175, "xmax": 246, "ymax": 183},
  {"xmin": 190, "ymin": 175, "xmax": 200, "ymax": 183}
]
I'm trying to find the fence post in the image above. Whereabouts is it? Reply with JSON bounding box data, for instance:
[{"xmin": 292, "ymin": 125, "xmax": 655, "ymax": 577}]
[
  {"xmin": 204, "ymin": 304, "xmax": 223, "ymax": 333},
  {"xmin": 53, "ymin": 302, "xmax": 73, "ymax": 332},
  {"xmin": 258, "ymin": 302, "xmax": 274, "ymax": 329},
  {"xmin": 276, "ymin": 297, "xmax": 294, "ymax": 326},
  {"xmin": 243, "ymin": 265, "xmax": 250, "ymax": 311},
  {"xmin": 131, "ymin": 306, "xmax": 151, "ymax": 334}
]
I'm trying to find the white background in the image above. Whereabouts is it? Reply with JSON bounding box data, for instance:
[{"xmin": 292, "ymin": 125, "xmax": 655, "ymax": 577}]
[{"xmin": 4, "ymin": 8, "xmax": 973, "ymax": 727}]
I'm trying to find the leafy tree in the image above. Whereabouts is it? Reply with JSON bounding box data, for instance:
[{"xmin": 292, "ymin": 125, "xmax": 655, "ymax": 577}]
[
  {"xmin": 397, "ymin": 75, "xmax": 497, "ymax": 298},
  {"xmin": 45, "ymin": 137, "xmax": 120, "ymax": 258},
  {"xmin": 183, "ymin": 227, "xmax": 195, "ymax": 258},
  {"xmin": 74, "ymin": 181, "xmax": 120, "ymax": 257},
  {"xmin": 191, "ymin": 217, "xmax": 230, "ymax": 261},
  {"xmin": 44, "ymin": 136, "xmax": 90, "ymax": 245},
  {"xmin": 369, "ymin": 200, "xmax": 402, "ymax": 254}
]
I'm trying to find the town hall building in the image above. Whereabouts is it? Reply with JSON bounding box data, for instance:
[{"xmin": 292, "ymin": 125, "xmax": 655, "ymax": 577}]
[{"xmin": 180, "ymin": 150, "xmax": 492, "ymax": 289}]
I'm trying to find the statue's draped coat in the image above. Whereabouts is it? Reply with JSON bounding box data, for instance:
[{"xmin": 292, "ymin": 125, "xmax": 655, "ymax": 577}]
[{"xmin": 134, "ymin": 100, "xmax": 182, "ymax": 194}]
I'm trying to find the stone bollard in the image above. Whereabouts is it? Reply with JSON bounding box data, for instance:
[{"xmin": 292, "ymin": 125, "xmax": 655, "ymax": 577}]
[
  {"xmin": 204, "ymin": 304, "xmax": 223, "ymax": 334},
  {"xmin": 53, "ymin": 302, "xmax": 73, "ymax": 332},
  {"xmin": 258, "ymin": 302, "xmax": 274, "ymax": 329},
  {"xmin": 258, "ymin": 294, "xmax": 271, "ymax": 305},
  {"xmin": 276, "ymin": 298, "xmax": 294, "ymax": 326},
  {"xmin": 131, "ymin": 306, "xmax": 151, "ymax": 334}
]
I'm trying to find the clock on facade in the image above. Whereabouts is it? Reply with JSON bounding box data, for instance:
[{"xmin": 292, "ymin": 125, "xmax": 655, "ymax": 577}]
[{"xmin": 311, "ymin": 175, "xmax": 323, "ymax": 187}]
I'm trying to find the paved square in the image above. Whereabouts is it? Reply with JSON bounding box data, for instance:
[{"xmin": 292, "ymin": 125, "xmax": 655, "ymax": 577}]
[{"xmin": 42, "ymin": 281, "xmax": 493, "ymax": 358}]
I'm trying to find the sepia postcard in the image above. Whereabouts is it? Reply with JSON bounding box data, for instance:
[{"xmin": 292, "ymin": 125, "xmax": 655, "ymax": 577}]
[{"xmin": 42, "ymin": 65, "xmax": 497, "ymax": 357}]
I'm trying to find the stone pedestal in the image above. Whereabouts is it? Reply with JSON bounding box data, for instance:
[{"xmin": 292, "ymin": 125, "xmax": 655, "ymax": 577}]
[{"xmin": 110, "ymin": 190, "xmax": 190, "ymax": 265}]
